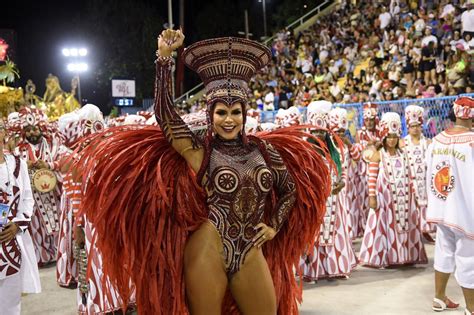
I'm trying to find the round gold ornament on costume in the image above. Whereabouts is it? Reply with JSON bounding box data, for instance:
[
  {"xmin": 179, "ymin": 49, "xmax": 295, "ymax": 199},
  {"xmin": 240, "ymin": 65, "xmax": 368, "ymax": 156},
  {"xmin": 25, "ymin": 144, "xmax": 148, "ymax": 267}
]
[{"xmin": 32, "ymin": 169, "xmax": 57, "ymax": 193}]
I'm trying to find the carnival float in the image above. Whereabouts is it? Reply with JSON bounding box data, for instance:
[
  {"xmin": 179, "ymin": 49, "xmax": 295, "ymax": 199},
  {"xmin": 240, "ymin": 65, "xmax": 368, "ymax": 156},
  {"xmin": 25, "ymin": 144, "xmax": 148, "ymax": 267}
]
[{"xmin": 0, "ymin": 38, "xmax": 80, "ymax": 120}]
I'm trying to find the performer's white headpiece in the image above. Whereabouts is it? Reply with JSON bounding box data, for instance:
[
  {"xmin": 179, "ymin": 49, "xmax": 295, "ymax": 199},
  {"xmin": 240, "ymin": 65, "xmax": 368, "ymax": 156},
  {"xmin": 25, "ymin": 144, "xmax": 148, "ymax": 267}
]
[
  {"xmin": 453, "ymin": 96, "xmax": 474, "ymax": 119},
  {"xmin": 329, "ymin": 107, "xmax": 348, "ymax": 131},
  {"xmin": 307, "ymin": 100, "xmax": 332, "ymax": 129},
  {"xmin": 380, "ymin": 112, "xmax": 401, "ymax": 139},
  {"xmin": 404, "ymin": 105, "xmax": 424, "ymax": 126}
]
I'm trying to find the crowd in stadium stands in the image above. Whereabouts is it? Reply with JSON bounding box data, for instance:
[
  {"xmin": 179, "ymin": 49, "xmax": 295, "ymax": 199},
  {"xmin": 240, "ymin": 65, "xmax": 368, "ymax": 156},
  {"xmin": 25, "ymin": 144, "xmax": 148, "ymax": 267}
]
[{"xmin": 186, "ymin": 0, "xmax": 473, "ymax": 114}]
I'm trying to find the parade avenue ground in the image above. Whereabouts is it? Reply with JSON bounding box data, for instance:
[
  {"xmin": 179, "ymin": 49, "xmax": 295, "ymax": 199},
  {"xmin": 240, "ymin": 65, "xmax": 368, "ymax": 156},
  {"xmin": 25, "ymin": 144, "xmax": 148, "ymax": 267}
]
[{"xmin": 22, "ymin": 241, "xmax": 466, "ymax": 315}]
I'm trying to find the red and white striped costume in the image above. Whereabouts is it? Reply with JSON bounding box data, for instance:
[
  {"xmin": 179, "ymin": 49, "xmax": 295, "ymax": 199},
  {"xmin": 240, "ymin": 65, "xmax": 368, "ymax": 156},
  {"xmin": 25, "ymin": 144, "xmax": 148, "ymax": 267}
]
[
  {"xmin": 359, "ymin": 112, "xmax": 427, "ymax": 268},
  {"xmin": 300, "ymin": 158, "xmax": 357, "ymax": 280},
  {"xmin": 56, "ymin": 105, "xmax": 106, "ymax": 287},
  {"xmin": 56, "ymin": 170, "xmax": 79, "ymax": 287},
  {"xmin": 354, "ymin": 103, "xmax": 381, "ymax": 239},
  {"xmin": 300, "ymin": 101, "xmax": 357, "ymax": 280}
]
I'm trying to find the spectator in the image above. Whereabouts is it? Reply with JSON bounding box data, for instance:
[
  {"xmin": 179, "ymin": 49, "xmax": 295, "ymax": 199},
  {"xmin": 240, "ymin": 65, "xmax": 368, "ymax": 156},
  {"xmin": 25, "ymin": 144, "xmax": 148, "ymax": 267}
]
[{"xmin": 378, "ymin": 7, "xmax": 392, "ymax": 30}]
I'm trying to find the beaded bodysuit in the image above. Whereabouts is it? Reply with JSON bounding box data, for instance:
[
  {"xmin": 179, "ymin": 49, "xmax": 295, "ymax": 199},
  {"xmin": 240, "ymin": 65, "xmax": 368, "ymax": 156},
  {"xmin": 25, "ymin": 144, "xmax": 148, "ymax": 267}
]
[{"xmin": 154, "ymin": 58, "xmax": 296, "ymax": 276}]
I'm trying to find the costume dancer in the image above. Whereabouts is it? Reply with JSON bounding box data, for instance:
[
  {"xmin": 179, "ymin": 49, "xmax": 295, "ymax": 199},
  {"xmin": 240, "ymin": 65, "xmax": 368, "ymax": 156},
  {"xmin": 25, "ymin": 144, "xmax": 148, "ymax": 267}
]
[
  {"xmin": 0, "ymin": 119, "xmax": 41, "ymax": 315},
  {"xmin": 300, "ymin": 101, "xmax": 356, "ymax": 281},
  {"xmin": 426, "ymin": 97, "xmax": 473, "ymax": 314},
  {"xmin": 354, "ymin": 103, "xmax": 381, "ymax": 238},
  {"xmin": 402, "ymin": 105, "xmax": 435, "ymax": 242},
  {"xmin": 329, "ymin": 108, "xmax": 360, "ymax": 240},
  {"xmin": 13, "ymin": 107, "xmax": 65, "ymax": 265},
  {"xmin": 359, "ymin": 112, "xmax": 427, "ymax": 268},
  {"xmin": 74, "ymin": 29, "xmax": 330, "ymax": 314},
  {"xmin": 56, "ymin": 105, "xmax": 105, "ymax": 288}
]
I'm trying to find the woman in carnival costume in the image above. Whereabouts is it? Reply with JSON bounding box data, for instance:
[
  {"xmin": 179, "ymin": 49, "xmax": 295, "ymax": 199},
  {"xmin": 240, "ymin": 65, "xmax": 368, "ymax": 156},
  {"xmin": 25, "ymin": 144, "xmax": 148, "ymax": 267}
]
[
  {"xmin": 74, "ymin": 29, "xmax": 330, "ymax": 314},
  {"xmin": 359, "ymin": 112, "xmax": 428, "ymax": 268},
  {"xmin": 401, "ymin": 105, "xmax": 436, "ymax": 242},
  {"xmin": 300, "ymin": 101, "xmax": 357, "ymax": 281}
]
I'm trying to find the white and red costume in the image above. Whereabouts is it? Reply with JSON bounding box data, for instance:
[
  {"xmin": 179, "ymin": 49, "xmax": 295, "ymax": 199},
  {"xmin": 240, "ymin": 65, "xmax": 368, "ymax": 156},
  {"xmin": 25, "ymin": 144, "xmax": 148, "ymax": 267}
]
[
  {"xmin": 56, "ymin": 106, "xmax": 105, "ymax": 288},
  {"xmin": 404, "ymin": 105, "xmax": 435, "ymax": 233},
  {"xmin": 359, "ymin": 112, "xmax": 427, "ymax": 268},
  {"xmin": 0, "ymin": 154, "xmax": 41, "ymax": 315},
  {"xmin": 329, "ymin": 107, "xmax": 361, "ymax": 240},
  {"xmin": 14, "ymin": 107, "xmax": 66, "ymax": 265},
  {"xmin": 426, "ymin": 97, "xmax": 474, "ymax": 289},
  {"xmin": 354, "ymin": 103, "xmax": 381, "ymax": 238},
  {"xmin": 300, "ymin": 101, "xmax": 357, "ymax": 280},
  {"xmin": 67, "ymin": 106, "xmax": 135, "ymax": 314}
]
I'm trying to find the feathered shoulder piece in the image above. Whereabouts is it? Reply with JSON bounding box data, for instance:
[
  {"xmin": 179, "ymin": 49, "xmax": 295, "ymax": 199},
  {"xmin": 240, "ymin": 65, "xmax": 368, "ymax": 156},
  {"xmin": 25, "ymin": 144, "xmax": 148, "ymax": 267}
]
[{"xmin": 74, "ymin": 125, "xmax": 207, "ymax": 314}]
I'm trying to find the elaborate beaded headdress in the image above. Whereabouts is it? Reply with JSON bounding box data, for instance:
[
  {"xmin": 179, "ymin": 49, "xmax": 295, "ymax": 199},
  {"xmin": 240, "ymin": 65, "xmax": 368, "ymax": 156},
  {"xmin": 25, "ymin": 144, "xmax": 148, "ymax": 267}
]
[
  {"xmin": 183, "ymin": 37, "xmax": 271, "ymax": 144},
  {"xmin": 183, "ymin": 37, "xmax": 271, "ymax": 107}
]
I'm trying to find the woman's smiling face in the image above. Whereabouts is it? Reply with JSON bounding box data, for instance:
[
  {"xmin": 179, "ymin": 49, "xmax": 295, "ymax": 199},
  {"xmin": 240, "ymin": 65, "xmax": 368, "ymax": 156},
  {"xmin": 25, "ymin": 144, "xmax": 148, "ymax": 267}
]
[{"xmin": 212, "ymin": 102, "xmax": 244, "ymax": 140}]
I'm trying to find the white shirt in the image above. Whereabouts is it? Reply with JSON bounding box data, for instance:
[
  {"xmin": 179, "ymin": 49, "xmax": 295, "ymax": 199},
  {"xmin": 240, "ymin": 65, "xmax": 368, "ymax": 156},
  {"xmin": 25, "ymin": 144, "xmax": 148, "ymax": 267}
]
[
  {"xmin": 329, "ymin": 84, "xmax": 341, "ymax": 97},
  {"xmin": 440, "ymin": 4, "xmax": 455, "ymax": 18},
  {"xmin": 379, "ymin": 12, "xmax": 392, "ymax": 29},
  {"xmin": 426, "ymin": 131, "xmax": 474, "ymax": 239},
  {"xmin": 461, "ymin": 9, "xmax": 474, "ymax": 33},
  {"xmin": 422, "ymin": 35, "xmax": 438, "ymax": 47}
]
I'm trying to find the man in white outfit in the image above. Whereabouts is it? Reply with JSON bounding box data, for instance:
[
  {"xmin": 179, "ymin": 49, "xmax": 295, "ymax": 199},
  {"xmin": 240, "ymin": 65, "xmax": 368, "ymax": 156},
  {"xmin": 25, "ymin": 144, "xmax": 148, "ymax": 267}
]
[
  {"xmin": 0, "ymin": 119, "xmax": 41, "ymax": 315},
  {"xmin": 426, "ymin": 96, "xmax": 474, "ymax": 315}
]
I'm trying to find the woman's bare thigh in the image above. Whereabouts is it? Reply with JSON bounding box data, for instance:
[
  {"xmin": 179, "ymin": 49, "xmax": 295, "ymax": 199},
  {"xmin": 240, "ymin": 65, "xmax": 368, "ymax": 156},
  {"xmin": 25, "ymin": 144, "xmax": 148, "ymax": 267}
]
[
  {"xmin": 229, "ymin": 247, "xmax": 277, "ymax": 315},
  {"xmin": 184, "ymin": 222, "xmax": 228, "ymax": 315}
]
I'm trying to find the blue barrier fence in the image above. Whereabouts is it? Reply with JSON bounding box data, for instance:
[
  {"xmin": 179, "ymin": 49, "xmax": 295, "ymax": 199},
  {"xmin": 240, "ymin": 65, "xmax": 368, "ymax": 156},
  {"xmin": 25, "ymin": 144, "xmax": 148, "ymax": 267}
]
[{"xmin": 260, "ymin": 94, "xmax": 474, "ymax": 139}]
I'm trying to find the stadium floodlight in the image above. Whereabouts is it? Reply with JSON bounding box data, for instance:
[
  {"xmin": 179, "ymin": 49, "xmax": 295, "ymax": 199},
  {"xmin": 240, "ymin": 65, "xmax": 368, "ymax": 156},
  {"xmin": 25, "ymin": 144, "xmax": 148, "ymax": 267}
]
[
  {"xmin": 62, "ymin": 48, "xmax": 70, "ymax": 56},
  {"xmin": 79, "ymin": 48, "xmax": 88, "ymax": 56},
  {"xmin": 67, "ymin": 62, "xmax": 88, "ymax": 72}
]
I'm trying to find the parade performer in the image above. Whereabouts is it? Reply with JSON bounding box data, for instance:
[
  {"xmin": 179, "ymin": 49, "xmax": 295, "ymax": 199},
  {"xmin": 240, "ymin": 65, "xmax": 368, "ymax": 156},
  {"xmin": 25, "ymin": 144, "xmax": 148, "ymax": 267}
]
[
  {"xmin": 59, "ymin": 106, "xmax": 136, "ymax": 314},
  {"xmin": 56, "ymin": 111, "xmax": 80, "ymax": 287},
  {"xmin": 13, "ymin": 107, "xmax": 65, "ymax": 265},
  {"xmin": 300, "ymin": 101, "xmax": 356, "ymax": 281},
  {"xmin": 426, "ymin": 97, "xmax": 473, "ymax": 314},
  {"xmin": 56, "ymin": 105, "xmax": 105, "ymax": 288},
  {"xmin": 359, "ymin": 112, "xmax": 427, "ymax": 268},
  {"xmin": 354, "ymin": 103, "xmax": 381, "ymax": 238},
  {"xmin": 74, "ymin": 29, "xmax": 330, "ymax": 314},
  {"xmin": 402, "ymin": 105, "xmax": 435, "ymax": 242},
  {"xmin": 329, "ymin": 107, "xmax": 361, "ymax": 240},
  {"xmin": 0, "ymin": 119, "xmax": 41, "ymax": 315}
]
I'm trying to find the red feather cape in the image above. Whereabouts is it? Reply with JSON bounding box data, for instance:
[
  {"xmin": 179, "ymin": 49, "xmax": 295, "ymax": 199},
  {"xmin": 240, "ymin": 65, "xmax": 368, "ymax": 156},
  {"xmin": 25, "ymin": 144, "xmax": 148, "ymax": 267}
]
[{"xmin": 74, "ymin": 125, "xmax": 330, "ymax": 314}]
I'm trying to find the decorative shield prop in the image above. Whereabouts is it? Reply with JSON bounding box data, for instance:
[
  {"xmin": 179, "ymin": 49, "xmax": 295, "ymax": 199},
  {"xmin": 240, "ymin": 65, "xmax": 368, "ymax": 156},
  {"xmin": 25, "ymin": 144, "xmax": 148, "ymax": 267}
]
[{"xmin": 32, "ymin": 169, "xmax": 57, "ymax": 193}]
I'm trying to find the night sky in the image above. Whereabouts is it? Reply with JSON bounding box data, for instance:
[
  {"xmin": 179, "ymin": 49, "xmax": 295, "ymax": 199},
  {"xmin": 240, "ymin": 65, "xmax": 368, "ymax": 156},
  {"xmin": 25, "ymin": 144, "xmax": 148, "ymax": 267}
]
[{"xmin": 2, "ymin": 0, "xmax": 309, "ymax": 112}]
